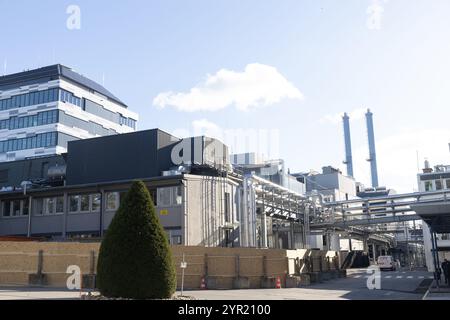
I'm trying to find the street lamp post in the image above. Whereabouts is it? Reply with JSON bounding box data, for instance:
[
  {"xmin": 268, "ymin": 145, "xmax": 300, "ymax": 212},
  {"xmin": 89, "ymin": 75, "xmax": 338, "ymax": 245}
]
[
  {"xmin": 180, "ymin": 253, "xmax": 187, "ymax": 297},
  {"xmin": 23, "ymin": 182, "xmax": 37, "ymax": 238}
]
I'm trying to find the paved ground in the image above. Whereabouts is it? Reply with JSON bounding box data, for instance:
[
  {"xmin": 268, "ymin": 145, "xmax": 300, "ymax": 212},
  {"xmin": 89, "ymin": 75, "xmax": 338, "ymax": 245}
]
[
  {"xmin": 0, "ymin": 268, "xmax": 445, "ymax": 300},
  {"xmin": 180, "ymin": 268, "xmax": 436, "ymax": 300},
  {"xmin": 0, "ymin": 287, "xmax": 82, "ymax": 300}
]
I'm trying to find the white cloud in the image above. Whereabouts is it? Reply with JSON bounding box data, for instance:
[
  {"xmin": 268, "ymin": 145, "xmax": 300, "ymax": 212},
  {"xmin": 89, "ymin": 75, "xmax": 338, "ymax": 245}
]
[
  {"xmin": 191, "ymin": 119, "xmax": 223, "ymax": 139},
  {"xmin": 352, "ymin": 128, "xmax": 450, "ymax": 193},
  {"xmin": 320, "ymin": 107, "xmax": 367, "ymax": 125},
  {"xmin": 153, "ymin": 63, "xmax": 304, "ymax": 112},
  {"xmin": 171, "ymin": 119, "xmax": 281, "ymax": 160}
]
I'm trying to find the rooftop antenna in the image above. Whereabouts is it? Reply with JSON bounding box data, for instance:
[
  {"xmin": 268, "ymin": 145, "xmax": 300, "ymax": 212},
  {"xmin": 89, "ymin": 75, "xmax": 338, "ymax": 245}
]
[{"xmin": 3, "ymin": 58, "xmax": 7, "ymax": 76}]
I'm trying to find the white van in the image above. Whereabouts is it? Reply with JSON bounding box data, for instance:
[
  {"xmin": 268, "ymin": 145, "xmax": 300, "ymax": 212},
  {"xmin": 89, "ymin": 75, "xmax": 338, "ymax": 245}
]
[{"xmin": 377, "ymin": 256, "xmax": 398, "ymax": 271}]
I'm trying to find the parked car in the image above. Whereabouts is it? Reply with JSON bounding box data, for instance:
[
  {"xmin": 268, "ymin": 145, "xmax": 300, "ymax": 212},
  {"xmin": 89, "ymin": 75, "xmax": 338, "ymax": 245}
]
[{"xmin": 377, "ymin": 255, "xmax": 398, "ymax": 271}]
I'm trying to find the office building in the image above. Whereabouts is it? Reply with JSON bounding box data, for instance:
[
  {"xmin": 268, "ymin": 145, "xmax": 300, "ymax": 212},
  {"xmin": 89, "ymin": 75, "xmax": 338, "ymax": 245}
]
[{"xmin": 0, "ymin": 65, "xmax": 138, "ymax": 162}]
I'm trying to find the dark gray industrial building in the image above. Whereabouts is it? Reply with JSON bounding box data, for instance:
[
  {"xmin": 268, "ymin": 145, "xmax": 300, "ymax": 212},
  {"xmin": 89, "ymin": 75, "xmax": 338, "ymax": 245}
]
[{"xmin": 0, "ymin": 129, "xmax": 241, "ymax": 247}]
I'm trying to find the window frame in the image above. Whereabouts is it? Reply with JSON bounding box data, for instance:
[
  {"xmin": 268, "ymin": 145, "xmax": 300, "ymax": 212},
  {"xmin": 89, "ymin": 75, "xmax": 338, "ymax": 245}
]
[
  {"xmin": 1, "ymin": 199, "xmax": 29, "ymax": 218},
  {"xmin": 105, "ymin": 192, "xmax": 119, "ymax": 211},
  {"xmin": 157, "ymin": 186, "xmax": 183, "ymax": 208}
]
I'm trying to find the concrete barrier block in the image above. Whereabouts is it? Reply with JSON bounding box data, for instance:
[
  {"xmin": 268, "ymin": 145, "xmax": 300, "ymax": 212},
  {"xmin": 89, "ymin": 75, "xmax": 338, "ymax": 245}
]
[
  {"xmin": 82, "ymin": 274, "xmax": 97, "ymax": 289},
  {"xmin": 285, "ymin": 276, "xmax": 298, "ymax": 288},
  {"xmin": 338, "ymin": 270, "xmax": 347, "ymax": 278},
  {"xmin": 206, "ymin": 277, "xmax": 218, "ymax": 289},
  {"xmin": 233, "ymin": 277, "xmax": 250, "ymax": 289},
  {"xmin": 28, "ymin": 273, "xmax": 48, "ymax": 286},
  {"xmin": 261, "ymin": 276, "xmax": 277, "ymax": 289},
  {"xmin": 309, "ymin": 272, "xmax": 323, "ymax": 283},
  {"xmin": 298, "ymin": 274, "xmax": 311, "ymax": 287},
  {"xmin": 329, "ymin": 270, "xmax": 338, "ymax": 279},
  {"xmin": 286, "ymin": 275, "xmax": 311, "ymax": 288},
  {"xmin": 322, "ymin": 272, "xmax": 332, "ymax": 281}
]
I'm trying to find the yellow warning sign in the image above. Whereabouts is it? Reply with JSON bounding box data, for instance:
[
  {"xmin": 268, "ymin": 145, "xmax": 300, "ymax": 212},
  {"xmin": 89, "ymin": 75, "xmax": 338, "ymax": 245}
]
[{"xmin": 160, "ymin": 209, "xmax": 169, "ymax": 216}]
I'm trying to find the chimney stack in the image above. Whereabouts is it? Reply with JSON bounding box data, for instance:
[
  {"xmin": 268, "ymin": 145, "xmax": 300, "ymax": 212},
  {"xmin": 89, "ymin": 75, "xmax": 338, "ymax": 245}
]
[
  {"xmin": 366, "ymin": 109, "xmax": 379, "ymax": 188},
  {"xmin": 342, "ymin": 113, "xmax": 354, "ymax": 177}
]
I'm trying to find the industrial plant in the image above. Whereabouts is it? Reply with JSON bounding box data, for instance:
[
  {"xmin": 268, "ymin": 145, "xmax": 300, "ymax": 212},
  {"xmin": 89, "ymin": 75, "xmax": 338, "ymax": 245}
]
[{"xmin": 0, "ymin": 65, "xmax": 449, "ymax": 294}]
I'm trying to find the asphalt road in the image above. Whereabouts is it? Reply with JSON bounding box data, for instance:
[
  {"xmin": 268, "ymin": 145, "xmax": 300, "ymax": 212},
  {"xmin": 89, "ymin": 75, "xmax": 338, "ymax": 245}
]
[
  {"xmin": 0, "ymin": 268, "xmax": 437, "ymax": 300},
  {"xmin": 180, "ymin": 268, "xmax": 435, "ymax": 300}
]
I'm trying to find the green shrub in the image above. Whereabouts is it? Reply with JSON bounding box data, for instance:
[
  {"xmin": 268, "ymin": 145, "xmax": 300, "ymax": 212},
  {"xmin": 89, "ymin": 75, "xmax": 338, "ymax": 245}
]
[{"xmin": 97, "ymin": 180, "xmax": 176, "ymax": 299}]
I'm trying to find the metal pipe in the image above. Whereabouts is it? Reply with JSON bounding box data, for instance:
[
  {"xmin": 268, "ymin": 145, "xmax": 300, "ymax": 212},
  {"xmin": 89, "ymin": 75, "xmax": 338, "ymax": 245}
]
[
  {"xmin": 324, "ymin": 189, "xmax": 450, "ymax": 206},
  {"xmin": 99, "ymin": 189, "xmax": 104, "ymax": 237},
  {"xmin": 27, "ymin": 195, "xmax": 32, "ymax": 237},
  {"xmin": 250, "ymin": 174, "xmax": 306, "ymax": 199},
  {"xmin": 242, "ymin": 179, "xmax": 249, "ymax": 247}
]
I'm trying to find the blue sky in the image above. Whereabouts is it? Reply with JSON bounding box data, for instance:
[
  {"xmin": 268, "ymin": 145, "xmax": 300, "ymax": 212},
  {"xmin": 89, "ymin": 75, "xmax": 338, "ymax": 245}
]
[{"xmin": 1, "ymin": 0, "xmax": 450, "ymax": 192}]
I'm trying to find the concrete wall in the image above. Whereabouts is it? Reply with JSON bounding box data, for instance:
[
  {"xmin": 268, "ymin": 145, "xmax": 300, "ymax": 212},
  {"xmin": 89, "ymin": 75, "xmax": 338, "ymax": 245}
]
[
  {"xmin": 185, "ymin": 175, "xmax": 240, "ymax": 247},
  {"xmin": 0, "ymin": 242, "xmax": 284, "ymax": 289},
  {"xmin": 0, "ymin": 241, "xmax": 338, "ymax": 289}
]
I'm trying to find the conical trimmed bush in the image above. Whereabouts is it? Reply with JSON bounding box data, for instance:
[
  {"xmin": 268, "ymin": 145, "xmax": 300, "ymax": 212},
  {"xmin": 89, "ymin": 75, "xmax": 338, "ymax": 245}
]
[{"xmin": 97, "ymin": 180, "xmax": 176, "ymax": 299}]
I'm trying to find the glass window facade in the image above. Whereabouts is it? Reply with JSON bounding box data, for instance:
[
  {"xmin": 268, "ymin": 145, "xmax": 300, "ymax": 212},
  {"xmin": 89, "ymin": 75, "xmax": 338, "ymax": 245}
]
[
  {"xmin": 69, "ymin": 194, "xmax": 101, "ymax": 214},
  {"xmin": 119, "ymin": 114, "xmax": 136, "ymax": 129},
  {"xmin": 80, "ymin": 195, "xmax": 90, "ymax": 212},
  {"xmin": 91, "ymin": 194, "xmax": 101, "ymax": 212},
  {"xmin": 2, "ymin": 199, "xmax": 29, "ymax": 217},
  {"xmin": 33, "ymin": 198, "xmax": 44, "ymax": 216},
  {"xmin": 59, "ymin": 89, "xmax": 82, "ymax": 107},
  {"xmin": 106, "ymin": 192, "xmax": 119, "ymax": 211},
  {"xmin": 0, "ymin": 88, "xmax": 83, "ymax": 111},
  {"xmin": 157, "ymin": 186, "xmax": 183, "ymax": 207},
  {"xmin": 56, "ymin": 197, "xmax": 64, "ymax": 213},
  {"xmin": 45, "ymin": 198, "xmax": 55, "ymax": 215},
  {"xmin": 32, "ymin": 196, "xmax": 64, "ymax": 216},
  {"xmin": 0, "ymin": 132, "xmax": 57, "ymax": 153},
  {"xmin": 0, "ymin": 88, "xmax": 58, "ymax": 110},
  {"xmin": 69, "ymin": 195, "xmax": 80, "ymax": 212},
  {"xmin": 0, "ymin": 110, "xmax": 58, "ymax": 131},
  {"xmin": 0, "ymin": 87, "xmax": 136, "ymax": 130}
]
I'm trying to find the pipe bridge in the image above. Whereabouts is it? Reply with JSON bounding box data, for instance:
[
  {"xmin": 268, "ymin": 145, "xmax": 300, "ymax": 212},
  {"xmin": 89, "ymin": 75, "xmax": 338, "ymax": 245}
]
[{"xmin": 310, "ymin": 189, "xmax": 450, "ymax": 229}]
